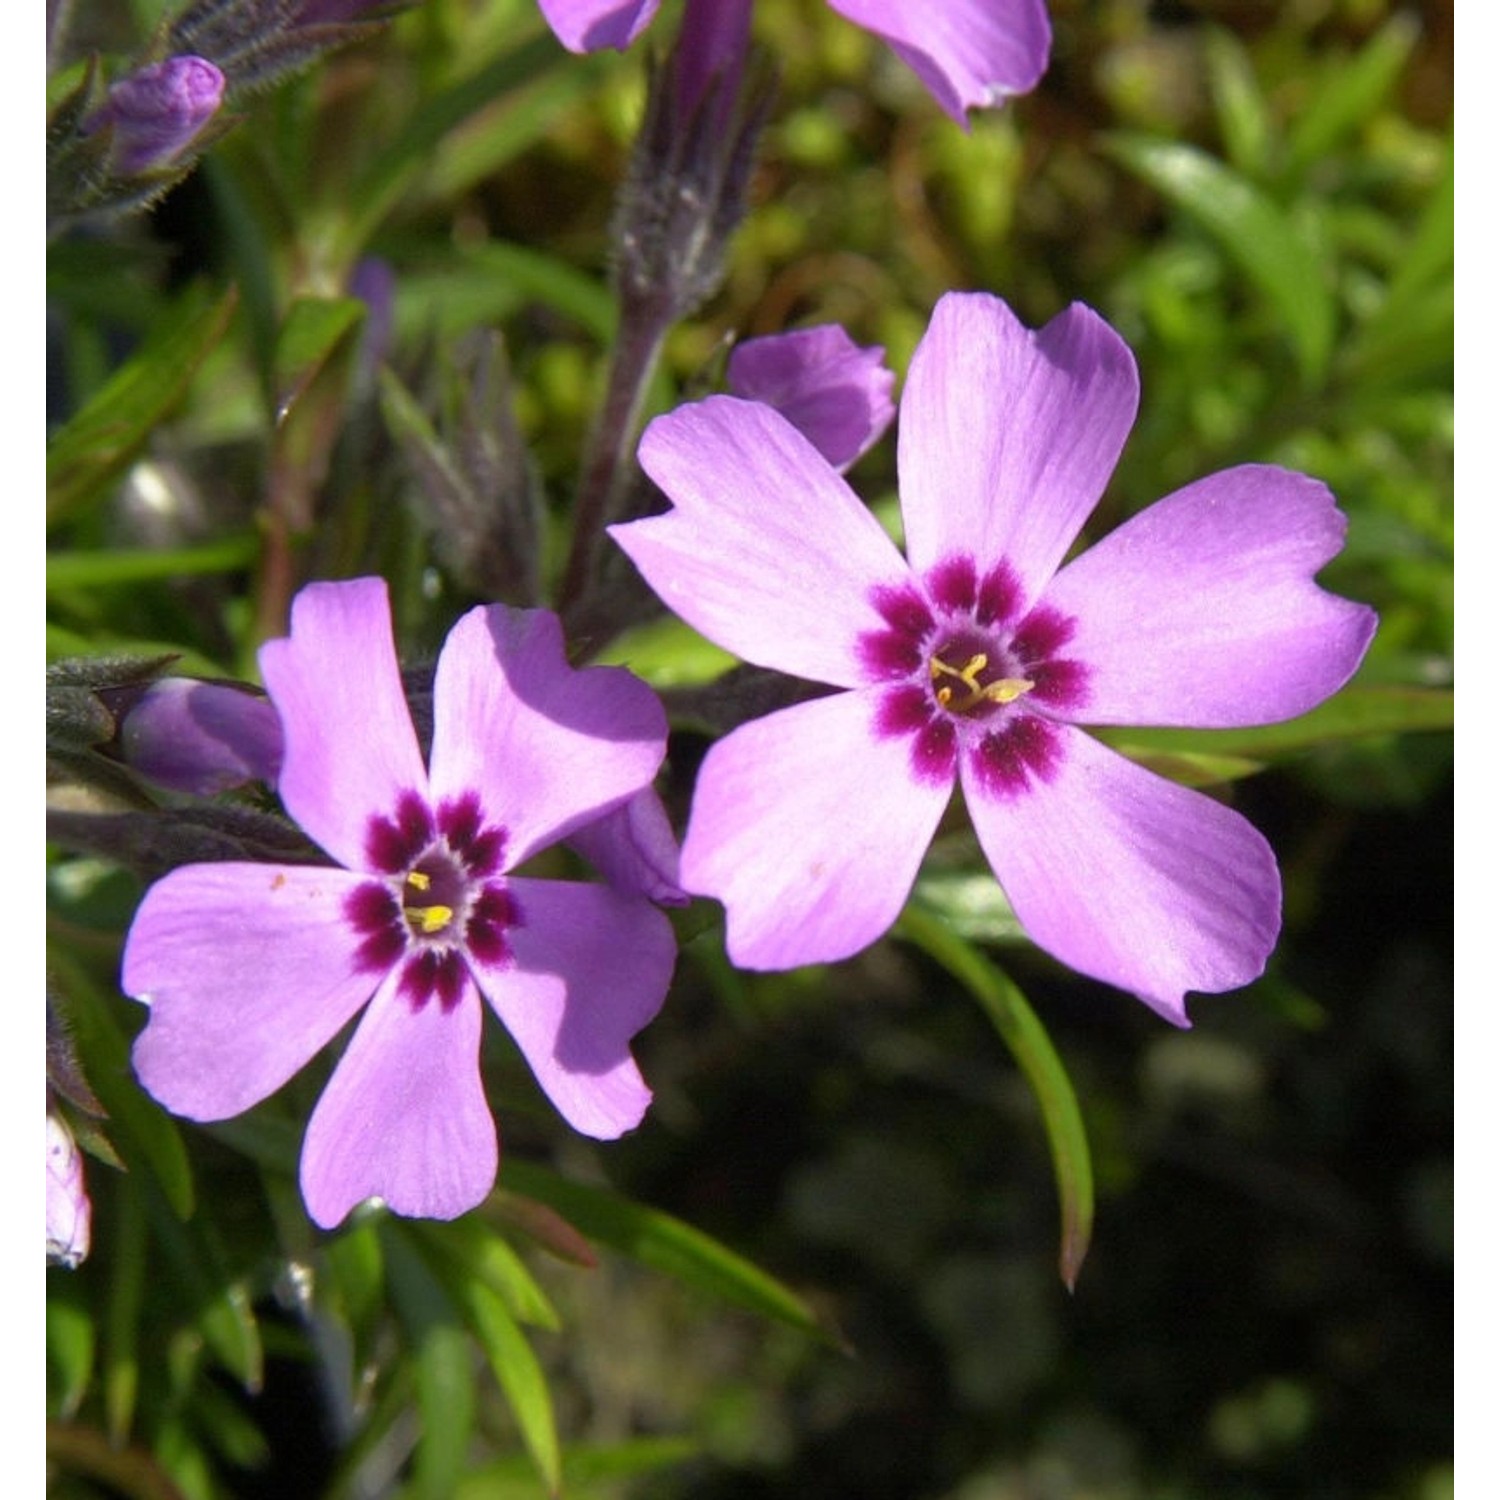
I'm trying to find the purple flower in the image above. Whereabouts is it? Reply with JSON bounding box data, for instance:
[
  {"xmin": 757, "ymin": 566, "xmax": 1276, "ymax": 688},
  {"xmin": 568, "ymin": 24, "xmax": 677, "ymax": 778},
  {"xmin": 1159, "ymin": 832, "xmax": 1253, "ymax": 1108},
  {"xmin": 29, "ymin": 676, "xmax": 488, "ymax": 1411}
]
[
  {"xmin": 89, "ymin": 56, "xmax": 225, "ymax": 176},
  {"xmin": 123, "ymin": 579, "xmax": 676, "ymax": 1228},
  {"xmin": 538, "ymin": 0, "xmax": 1051, "ymax": 123},
  {"xmin": 47, "ymin": 1110, "xmax": 91, "ymax": 1269},
  {"xmin": 610, "ymin": 294, "xmax": 1377, "ymax": 1022},
  {"xmin": 727, "ymin": 325, "xmax": 895, "ymax": 472},
  {"xmin": 120, "ymin": 679, "xmax": 284, "ymax": 796}
]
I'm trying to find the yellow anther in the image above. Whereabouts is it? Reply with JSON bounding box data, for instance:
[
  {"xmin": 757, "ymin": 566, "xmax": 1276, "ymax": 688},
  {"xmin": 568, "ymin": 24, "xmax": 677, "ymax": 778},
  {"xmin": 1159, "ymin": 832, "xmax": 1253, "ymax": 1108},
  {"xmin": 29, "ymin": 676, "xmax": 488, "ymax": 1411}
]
[
  {"xmin": 406, "ymin": 871, "xmax": 431, "ymax": 891},
  {"xmin": 407, "ymin": 904, "xmax": 454, "ymax": 934},
  {"xmin": 929, "ymin": 649, "xmax": 1034, "ymax": 714}
]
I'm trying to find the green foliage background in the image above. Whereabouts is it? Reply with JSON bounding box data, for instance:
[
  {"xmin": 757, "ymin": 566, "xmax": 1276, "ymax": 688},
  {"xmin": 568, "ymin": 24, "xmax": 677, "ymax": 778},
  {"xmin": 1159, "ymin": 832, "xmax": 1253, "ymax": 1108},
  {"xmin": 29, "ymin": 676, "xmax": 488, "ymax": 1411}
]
[{"xmin": 47, "ymin": 1, "xmax": 1452, "ymax": 1496}]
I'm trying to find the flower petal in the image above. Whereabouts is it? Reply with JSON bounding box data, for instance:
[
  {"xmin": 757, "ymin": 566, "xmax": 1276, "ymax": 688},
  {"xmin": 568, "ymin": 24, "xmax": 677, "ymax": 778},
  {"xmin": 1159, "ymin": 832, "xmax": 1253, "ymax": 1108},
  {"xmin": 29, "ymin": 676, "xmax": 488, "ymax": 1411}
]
[
  {"xmin": 1041, "ymin": 465, "xmax": 1379, "ymax": 727},
  {"xmin": 617, "ymin": 396, "xmax": 913, "ymax": 687},
  {"xmin": 566, "ymin": 787, "xmax": 689, "ymax": 906},
  {"xmin": 428, "ymin": 606, "xmax": 667, "ymax": 866},
  {"xmin": 536, "ymin": 0, "xmax": 660, "ymax": 52},
  {"xmin": 898, "ymin": 295, "xmax": 1139, "ymax": 609},
  {"xmin": 300, "ymin": 973, "xmax": 496, "ymax": 1229},
  {"xmin": 259, "ymin": 577, "xmax": 428, "ymax": 872},
  {"xmin": 125, "ymin": 863, "xmax": 376, "ymax": 1119},
  {"xmin": 473, "ymin": 880, "xmax": 675, "ymax": 1138},
  {"xmin": 961, "ymin": 725, "xmax": 1280, "ymax": 1023},
  {"xmin": 726, "ymin": 324, "xmax": 896, "ymax": 471},
  {"xmin": 681, "ymin": 689, "xmax": 953, "ymax": 968},
  {"xmin": 827, "ymin": 0, "xmax": 1051, "ymax": 121}
]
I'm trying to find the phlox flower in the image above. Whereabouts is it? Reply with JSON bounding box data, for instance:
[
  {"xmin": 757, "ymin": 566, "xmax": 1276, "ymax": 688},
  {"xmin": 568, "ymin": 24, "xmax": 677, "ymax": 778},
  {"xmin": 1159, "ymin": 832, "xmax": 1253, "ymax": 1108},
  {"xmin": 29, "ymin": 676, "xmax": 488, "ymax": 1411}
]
[
  {"xmin": 610, "ymin": 293, "xmax": 1377, "ymax": 1022},
  {"xmin": 537, "ymin": 0, "xmax": 1051, "ymax": 123},
  {"xmin": 726, "ymin": 325, "xmax": 895, "ymax": 472},
  {"xmin": 123, "ymin": 579, "xmax": 676, "ymax": 1228}
]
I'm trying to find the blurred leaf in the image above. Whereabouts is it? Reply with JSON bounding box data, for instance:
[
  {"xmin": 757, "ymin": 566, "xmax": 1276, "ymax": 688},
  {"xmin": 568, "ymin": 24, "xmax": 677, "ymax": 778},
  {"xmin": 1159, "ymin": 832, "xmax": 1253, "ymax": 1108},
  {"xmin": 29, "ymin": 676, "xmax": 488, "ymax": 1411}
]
[
  {"xmin": 46, "ymin": 535, "xmax": 261, "ymax": 592},
  {"xmin": 412, "ymin": 1217, "xmax": 561, "ymax": 1331},
  {"xmin": 1097, "ymin": 684, "xmax": 1453, "ymax": 764},
  {"xmin": 488, "ymin": 1189, "xmax": 600, "ymax": 1269},
  {"xmin": 464, "ymin": 1284, "xmax": 563, "ymax": 1495},
  {"xmin": 1105, "ymin": 134, "xmax": 1336, "ymax": 385},
  {"xmin": 46, "ymin": 1421, "xmax": 192, "ymax": 1500},
  {"xmin": 911, "ymin": 869, "xmax": 1028, "ymax": 945},
  {"xmin": 500, "ymin": 1162, "xmax": 838, "ymax": 1345},
  {"xmin": 895, "ymin": 907, "xmax": 1095, "ymax": 1291},
  {"xmin": 1284, "ymin": 13, "xmax": 1421, "ymax": 179},
  {"xmin": 385, "ymin": 1224, "xmax": 478, "ymax": 1500},
  {"xmin": 49, "ymin": 955, "xmax": 195, "ymax": 1221},
  {"xmin": 47, "ymin": 1297, "xmax": 96, "ymax": 1421},
  {"xmin": 273, "ymin": 296, "xmax": 367, "ymax": 421},
  {"xmin": 594, "ymin": 615, "xmax": 737, "ymax": 689},
  {"xmin": 453, "ymin": 1436, "xmax": 701, "ymax": 1498},
  {"xmin": 339, "ymin": 32, "xmax": 575, "ymax": 260},
  {"xmin": 46, "ymin": 284, "xmax": 239, "ymax": 525},
  {"xmin": 1204, "ymin": 28, "xmax": 1275, "ymax": 180},
  {"xmin": 105, "ymin": 1175, "xmax": 148, "ymax": 1444}
]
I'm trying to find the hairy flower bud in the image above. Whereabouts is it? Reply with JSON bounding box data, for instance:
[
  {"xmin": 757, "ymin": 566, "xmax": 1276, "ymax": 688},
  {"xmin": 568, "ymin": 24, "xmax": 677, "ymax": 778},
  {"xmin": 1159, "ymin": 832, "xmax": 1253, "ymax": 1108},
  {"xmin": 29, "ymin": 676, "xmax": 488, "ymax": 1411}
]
[
  {"xmin": 90, "ymin": 56, "xmax": 225, "ymax": 176},
  {"xmin": 46, "ymin": 1110, "xmax": 91, "ymax": 1269}
]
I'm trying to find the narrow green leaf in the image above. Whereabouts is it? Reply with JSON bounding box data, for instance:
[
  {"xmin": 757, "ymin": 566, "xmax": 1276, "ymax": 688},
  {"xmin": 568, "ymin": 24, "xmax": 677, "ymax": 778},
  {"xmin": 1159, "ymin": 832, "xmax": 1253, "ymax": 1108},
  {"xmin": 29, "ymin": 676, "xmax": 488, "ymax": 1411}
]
[
  {"xmin": 272, "ymin": 296, "xmax": 367, "ymax": 423},
  {"xmin": 384, "ymin": 1225, "xmax": 477, "ymax": 1500},
  {"xmin": 1285, "ymin": 13, "xmax": 1420, "ymax": 178},
  {"xmin": 338, "ymin": 32, "xmax": 575, "ymax": 259},
  {"xmin": 104, "ymin": 1175, "xmax": 147, "ymax": 1444},
  {"xmin": 1204, "ymin": 27, "xmax": 1275, "ymax": 180},
  {"xmin": 47, "ymin": 1297, "xmax": 95, "ymax": 1421},
  {"xmin": 454, "ymin": 1436, "xmax": 700, "ymax": 1499},
  {"xmin": 894, "ymin": 907, "xmax": 1095, "ymax": 1291},
  {"xmin": 49, "ymin": 954, "xmax": 195, "ymax": 1220},
  {"xmin": 46, "ymin": 535, "xmax": 261, "ymax": 592},
  {"xmin": 1105, "ymin": 134, "xmax": 1335, "ymax": 384},
  {"xmin": 593, "ymin": 615, "xmax": 737, "ymax": 689},
  {"xmin": 1097, "ymin": 684, "xmax": 1454, "ymax": 763},
  {"xmin": 465, "ymin": 1285, "xmax": 563, "ymax": 1496},
  {"xmin": 411, "ymin": 1219, "xmax": 561, "ymax": 1331},
  {"xmin": 500, "ymin": 1162, "xmax": 838, "ymax": 1345},
  {"xmin": 46, "ymin": 283, "xmax": 239, "ymax": 525}
]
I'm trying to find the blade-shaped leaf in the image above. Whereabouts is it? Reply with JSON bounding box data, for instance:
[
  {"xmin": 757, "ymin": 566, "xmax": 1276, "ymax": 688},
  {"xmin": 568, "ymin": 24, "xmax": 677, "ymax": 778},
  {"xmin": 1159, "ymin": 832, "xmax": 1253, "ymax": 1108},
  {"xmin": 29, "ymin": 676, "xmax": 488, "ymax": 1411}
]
[
  {"xmin": 499, "ymin": 1162, "xmax": 838, "ymax": 1346},
  {"xmin": 894, "ymin": 907, "xmax": 1095, "ymax": 1291},
  {"xmin": 47, "ymin": 284, "xmax": 239, "ymax": 525},
  {"xmin": 1105, "ymin": 133, "xmax": 1336, "ymax": 385}
]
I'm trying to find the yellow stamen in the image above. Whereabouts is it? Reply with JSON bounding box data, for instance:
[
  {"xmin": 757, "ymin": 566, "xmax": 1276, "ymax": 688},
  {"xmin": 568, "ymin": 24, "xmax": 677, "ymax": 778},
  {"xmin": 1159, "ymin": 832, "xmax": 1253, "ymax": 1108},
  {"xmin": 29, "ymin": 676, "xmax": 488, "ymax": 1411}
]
[
  {"xmin": 407, "ymin": 904, "xmax": 454, "ymax": 935},
  {"xmin": 929, "ymin": 651, "xmax": 1034, "ymax": 713},
  {"xmin": 406, "ymin": 871, "xmax": 431, "ymax": 891}
]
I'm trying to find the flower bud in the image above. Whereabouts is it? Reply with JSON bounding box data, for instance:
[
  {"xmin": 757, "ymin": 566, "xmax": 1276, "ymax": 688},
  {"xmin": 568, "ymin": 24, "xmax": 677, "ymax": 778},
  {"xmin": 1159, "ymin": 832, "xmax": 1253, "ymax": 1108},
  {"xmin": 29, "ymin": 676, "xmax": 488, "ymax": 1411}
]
[
  {"xmin": 46, "ymin": 1110, "xmax": 90, "ymax": 1270},
  {"xmin": 90, "ymin": 56, "xmax": 225, "ymax": 176},
  {"xmin": 120, "ymin": 679, "xmax": 284, "ymax": 796}
]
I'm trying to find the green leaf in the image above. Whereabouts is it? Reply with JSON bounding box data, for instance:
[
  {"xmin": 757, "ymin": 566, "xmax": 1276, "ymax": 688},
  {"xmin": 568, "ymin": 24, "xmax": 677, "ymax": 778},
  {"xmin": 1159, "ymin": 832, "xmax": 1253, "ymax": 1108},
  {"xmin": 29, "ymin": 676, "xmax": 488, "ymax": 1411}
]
[
  {"xmin": 48, "ymin": 955, "xmax": 195, "ymax": 1221},
  {"xmin": 411, "ymin": 1219, "xmax": 561, "ymax": 1331},
  {"xmin": 46, "ymin": 535, "xmax": 261, "ymax": 593},
  {"xmin": 453, "ymin": 1437, "xmax": 701, "ymax": 1499},
  {"xmin": 46, "ymin": 283, "xmax": 239, "ymax": 526},
  {"xmin": 1096, "ymin": 684, "xmax": 1454, "ymax": 764},
  {"xmin": 338, "ymin": 32, "xmax": 577, "ymax": 260},
  {"xmin": 464, "ymin": 1286, "xmax": 563, "ymax": 1496},
  {"xmin": 894, "ymin": 908, "xmax": 1095, "ymax": 1291},
  {"xmin": 384, "ymin": 1225, "xmax": 477, "ymax": 1500},
  {"xmin": 593, "ymin": 615, "xmax": 738, "ymax": 689},
  {"xmin": 1285, "ymin": 13, "xmax": 1421, "ymax": 179},
  {"xmin": 1204, "ymin": 28, "xmax": 1275, "ymax": 180},
  {"xmin": 500, "ymin": 1162, "xmax": 838, "ymax": 1345},
  {"xmin": 1104, "ymin": 134, "xmax": 1336, "ymax": 385},
  {"xmin": 47, "ymin": 1297, "xmax": 96, "ymax": 1421}
]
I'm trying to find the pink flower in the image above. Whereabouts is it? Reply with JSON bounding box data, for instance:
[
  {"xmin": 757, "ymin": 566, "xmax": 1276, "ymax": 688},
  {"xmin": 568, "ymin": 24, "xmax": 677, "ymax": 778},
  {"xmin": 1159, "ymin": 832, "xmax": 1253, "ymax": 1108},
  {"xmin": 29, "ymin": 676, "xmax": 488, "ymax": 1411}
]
[
  {"xmin": 46, "ymin": 1110, "xmax": 91, "ymax": 1269},
  {"xmin": 727, "ymin": 325, "xmax": 895, "ymax": 472},
  {"xmin": 537, "ymin": 0, "xmax": 1052, "ymax": 123},
  {"xmin": 124, "ymin": 579, "xmax": 676, "ymax": 1228},
  {"xmin": 610, "ymin": 293, "xmax": 1377, "ymax": 1022}
]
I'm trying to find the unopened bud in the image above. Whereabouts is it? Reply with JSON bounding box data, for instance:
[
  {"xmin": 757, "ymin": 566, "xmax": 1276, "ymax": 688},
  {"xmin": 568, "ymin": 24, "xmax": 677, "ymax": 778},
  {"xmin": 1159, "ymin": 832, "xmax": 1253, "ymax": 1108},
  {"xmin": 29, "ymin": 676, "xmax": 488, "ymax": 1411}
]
[
  {"xmin": 120, "ymin": 679, "xmax": 283, "ymax": 796},
  {"xmin": 90, "ymin": 56, "xmax": 225, "ymax": 176}
]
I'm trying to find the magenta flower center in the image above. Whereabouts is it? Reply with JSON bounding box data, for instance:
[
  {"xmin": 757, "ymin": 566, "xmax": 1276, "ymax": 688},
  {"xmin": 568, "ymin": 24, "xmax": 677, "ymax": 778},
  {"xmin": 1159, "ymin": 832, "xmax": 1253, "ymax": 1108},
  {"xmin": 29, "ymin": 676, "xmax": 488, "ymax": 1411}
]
[
  {"xmin": 345, "ymin": 789, "xmax": 520, "ymax": 1011},
  {"xmin": 858, "ymin": 555, "xmax": 1090, "ymax": 797}
]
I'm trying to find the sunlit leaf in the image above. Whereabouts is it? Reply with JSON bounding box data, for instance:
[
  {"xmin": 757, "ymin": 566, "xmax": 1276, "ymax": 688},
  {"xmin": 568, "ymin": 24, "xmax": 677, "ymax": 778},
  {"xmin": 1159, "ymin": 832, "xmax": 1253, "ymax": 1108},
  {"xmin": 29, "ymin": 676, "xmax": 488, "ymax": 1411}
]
[
  {"xmin": 411, "ymin": 1218, "xmax": 561, "ymax": 1331},
  {"xmin": 1105, "ymin": 134, "xmax": 1336, "ymax": 385}
]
